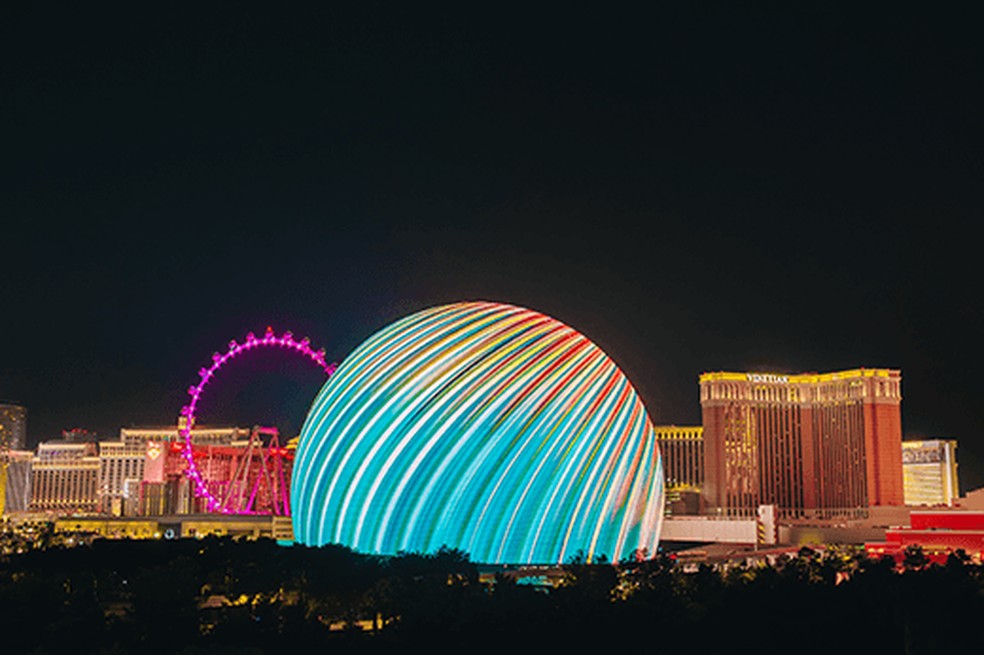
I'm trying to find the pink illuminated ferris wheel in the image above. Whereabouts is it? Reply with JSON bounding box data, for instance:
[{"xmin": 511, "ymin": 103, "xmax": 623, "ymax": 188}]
[{"xmin": 179, "ymin": 327, "xmax": 337, "ymax": 513}]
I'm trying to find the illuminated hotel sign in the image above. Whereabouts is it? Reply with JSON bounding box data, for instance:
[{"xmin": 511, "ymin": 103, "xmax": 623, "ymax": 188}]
[
  {"xmin": 902, "ymin": 441, "xmax": 942, "ymax": 464},
  {"xmin": 746, "ymin": 373, "xmax": 789, "ymax": 384}
]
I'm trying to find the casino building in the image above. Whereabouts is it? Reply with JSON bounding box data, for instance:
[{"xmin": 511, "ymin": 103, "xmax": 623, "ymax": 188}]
[
  {"xmin": 902, "ymin": 439, "xmax": 959, "ymax": 506},
  {"xmin": 29, "ymin": 441, "xmax": 101, "ymax": 514},
  {"xmin": 654, "ymin": 425, "xmax": 704, "ymax": 492},
  {"xmin": 654, "ymin": 425, "xmax": 704, "ymax": 515},
  {"xmin": 699, "ymin": 368, "xmax": 903, "ymax": 518}
]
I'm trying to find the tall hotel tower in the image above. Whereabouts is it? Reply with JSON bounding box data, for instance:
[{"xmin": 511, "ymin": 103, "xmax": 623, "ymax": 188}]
[{"xmin": 700, "ymin": 369, "xmax": 903, "ymax": 517}]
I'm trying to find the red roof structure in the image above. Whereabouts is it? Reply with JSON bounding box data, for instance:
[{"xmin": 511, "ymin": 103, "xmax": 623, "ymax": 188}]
[{"xmin": 865, "ymin": 511, "xmax": 984, "ymax": 564}]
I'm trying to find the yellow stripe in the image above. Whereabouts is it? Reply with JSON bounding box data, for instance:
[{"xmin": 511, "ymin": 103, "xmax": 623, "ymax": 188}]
[{"xmin": 699, "ymin": 368, "xmax": 897, "ymax": 384}]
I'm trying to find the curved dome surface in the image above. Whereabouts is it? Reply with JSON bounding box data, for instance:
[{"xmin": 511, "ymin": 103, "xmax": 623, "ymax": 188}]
[{"xmin": 291, "ymin": 301, "xmax": 663, "ymax": 564}]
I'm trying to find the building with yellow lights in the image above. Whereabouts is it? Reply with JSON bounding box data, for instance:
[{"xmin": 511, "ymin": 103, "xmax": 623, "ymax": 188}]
[
  {"xmin": 0, "ymin": 403, "xmax": 27, "ymax": 452},
  {"xmin": 699, "ymin": 368, "xmax": 903, "ymax": 518},
  {"xmin": 53, "ymin": 513, "xmax": 294, "ymax": 541},
  {"xmin": 654, "ymin": 425, "xmax": 703, "ymax": 490},
  {"xmin": 29, "ymin": 442, "xmax": 100, "ymax": 514},
  {"xmin": 902, "ymin": 439, "xmax": 959, "ymax": 506},
  {"xmin": 654, "ymin": 426, "xmax": 704, "ymax": 514}
]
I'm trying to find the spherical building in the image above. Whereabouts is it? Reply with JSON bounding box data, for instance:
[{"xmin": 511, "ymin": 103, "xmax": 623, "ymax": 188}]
[{"xmin": 291, "ymin": 301, "xmax": 663, "ymax": 564}]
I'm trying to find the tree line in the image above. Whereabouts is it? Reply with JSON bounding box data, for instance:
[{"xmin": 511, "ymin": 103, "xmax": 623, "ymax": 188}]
[{"xmin": 0, "ymin": 529, "xmax": 981, "ymax": 654}]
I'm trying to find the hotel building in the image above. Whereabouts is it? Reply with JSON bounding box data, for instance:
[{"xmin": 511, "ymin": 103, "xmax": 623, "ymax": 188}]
[
  {"xmin": 654, "ymin": 425, "xmax": 704, "ymax": 490},
  {"xmin": 654, "ymin": 425, "xmax": 705, "ymax": 515},
  {"xmin": 0, "ymin": 402, "xmax": 27, "ymax": 451},
  {"xmin": 902, "ymin": 439, "xmax": 959, "ymax": 506},
  {"xmin": 29, "ymin": 442, "xmax": 101, "ymax": 513},
  {"xmin": 1, "ymin": 449, "xmax": 33, "ymax": 514},
  {"xmin": 102, "ymin": 425, "xmax": 250, "ymax": 515},
  {"xmin": 699, "ymin": 368, "xmax": 903, "ymax": 517}
]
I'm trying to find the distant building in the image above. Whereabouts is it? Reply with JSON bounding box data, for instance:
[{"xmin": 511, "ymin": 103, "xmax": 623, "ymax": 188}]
[
  {"xmin": 24, "ymin": 424, "xmax": 264, "ymax": 517},
  {"xmin": 29, "ymin": 442, "xmax": 100, "ymax": 514},
  {"xmin": 60, "ymin": 428, "xmax": 98, "ymax": 444},
  {"xmin": 902, "ymin": 439, "xmax": 959, "ymax": 506},
  {"xmin": 700, "ymin": 368, "xmax": 904, "ymax": 518},
  {"xmin": 959, "ymin": 486, "xmax": 984, "ymax": 510},
  {"xmin": 654, "ymin": 425, "xmax": 704, "ymax": 515},
  {"xmin": 98, "ymin": 441, "xmax": 147, "ymax": 516},
  {"xmin": 120, "ymin": 425, "xmax": 249, "ymax": 451},
  {"xmin": 103, "ymin": 425, "xmax": 250, "ymax": 516},
  {"xmin": 866, "ymin": 510, "xmax": 984, "ymax": 564},
  {"xmin": 140, "ymin": 426, "xmax": 292, "ymax": 516},
  {"xmin": 0, "ymin": 402, "xmax": 27, "ymax": 451},
  {"xmin": 654, "ymin": 425, "xmax": 704, "ymax": 490},
  {"xmin": 1, "ymin": 450, "xmax": 33, "ymax": 514},
  {"xmin": 53, "ymin": 513, "xmax": 291, "ymax": 541}
]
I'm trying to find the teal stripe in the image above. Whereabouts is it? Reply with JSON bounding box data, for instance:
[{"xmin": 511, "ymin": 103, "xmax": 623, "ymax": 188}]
[{"xmin": 291, "ymin": 302, "xmax": 663, "ymax": 564}]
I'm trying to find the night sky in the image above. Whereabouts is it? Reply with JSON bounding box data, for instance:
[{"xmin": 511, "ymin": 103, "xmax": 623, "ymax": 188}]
[{"xmin": 3, "ymin": 6, "xmax": 982, "ymax": 489}]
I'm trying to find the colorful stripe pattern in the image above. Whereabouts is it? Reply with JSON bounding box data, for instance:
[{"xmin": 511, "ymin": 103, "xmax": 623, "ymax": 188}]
[{"xmin": 291, "ymin": 302, "xmax": 663, "ymax": 564}]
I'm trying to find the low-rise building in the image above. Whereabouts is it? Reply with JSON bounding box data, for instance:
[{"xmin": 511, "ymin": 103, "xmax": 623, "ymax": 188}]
[{"xmin": 865, "ymin": 510, "xmax": 984, "ymax": 563}]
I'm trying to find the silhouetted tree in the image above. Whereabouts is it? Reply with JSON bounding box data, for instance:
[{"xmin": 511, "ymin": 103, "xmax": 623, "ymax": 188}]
[{"xmin": 902, "ymin": 543, "xmax": 931, "ymax": 572}]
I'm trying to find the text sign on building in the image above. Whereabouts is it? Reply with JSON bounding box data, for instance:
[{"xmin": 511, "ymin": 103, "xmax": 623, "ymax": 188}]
[
  {"xmin": 746, "ymin": 373, "xmax": 789, "ymax": 384},
  {"xmin": 902, "ymin": 441, "xmax": 942, "ymax": 464}
]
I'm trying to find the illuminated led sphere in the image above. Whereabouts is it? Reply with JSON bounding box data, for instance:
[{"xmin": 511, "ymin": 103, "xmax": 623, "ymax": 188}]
[{"xmin": 291, "ymin": 301, "xmax": 664, "ymax": 564}]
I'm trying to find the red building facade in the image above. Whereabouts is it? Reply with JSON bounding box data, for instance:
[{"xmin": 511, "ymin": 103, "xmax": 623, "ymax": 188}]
[
  {"xmin": 700, "ymin": 369, "xmax": 903, "ymax": 517},
  {"xmin": 140, "ymin": 426, "xmax": 294, "ymax": 516},
  {"xmin": 866, "ymin": 511, "xmax": 984, "ymax": 564}
]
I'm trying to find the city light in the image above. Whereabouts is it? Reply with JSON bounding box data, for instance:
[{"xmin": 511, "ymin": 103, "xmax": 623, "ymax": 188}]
[{"xmin": 291, "ymin": 301, "xmax": 665, "ymax": 564}]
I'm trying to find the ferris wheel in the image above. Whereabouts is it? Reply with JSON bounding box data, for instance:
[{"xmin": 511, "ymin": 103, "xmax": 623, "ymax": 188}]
[{"xmin": 178, "ymin": 327, "xmax": 336, "ymax": 514}]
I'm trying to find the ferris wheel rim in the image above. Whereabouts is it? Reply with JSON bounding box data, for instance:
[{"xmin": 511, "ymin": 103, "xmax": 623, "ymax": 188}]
[{"xmin": 178, "ymin": 326, "xmax": 336, "ymax": 513}]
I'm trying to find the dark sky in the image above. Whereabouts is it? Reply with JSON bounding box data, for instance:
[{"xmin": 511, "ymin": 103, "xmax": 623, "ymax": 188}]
[{"xmin": 2, "ymin": 6, "xmax": 982, "ymax": 489}]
